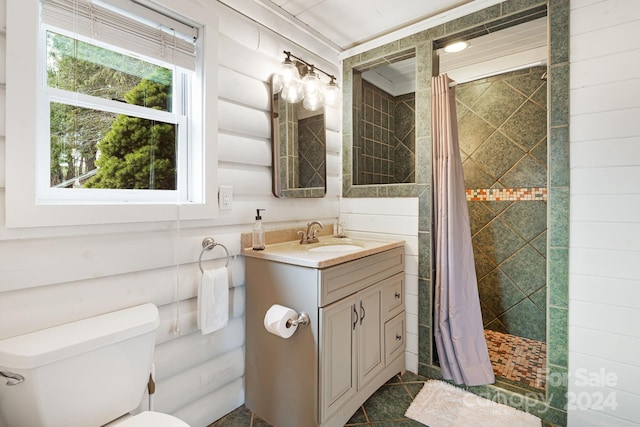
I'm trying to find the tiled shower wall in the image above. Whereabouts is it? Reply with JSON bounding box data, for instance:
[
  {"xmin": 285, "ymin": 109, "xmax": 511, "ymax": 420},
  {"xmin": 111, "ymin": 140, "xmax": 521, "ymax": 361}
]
[
  {"xmin": 457, "ymin": 66, "xmax": 548, "ymax": 342},
  {"xmin": 298, "ymin": 114, "xmax": 327, "ymax": 188},
  {"xmin": 352, "ymin": 77, "xmax": 415, "ymax": 185},
  {"xmin": 276, "ymin": 98, "xmax": 326, "ymax": 196}
]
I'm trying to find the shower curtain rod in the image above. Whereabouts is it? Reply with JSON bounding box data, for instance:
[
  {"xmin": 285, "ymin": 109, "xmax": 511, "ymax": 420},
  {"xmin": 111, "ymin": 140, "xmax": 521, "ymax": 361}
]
[{"xmin": 447, "ymin": 60, "xmax": 547, "ymax": 87}]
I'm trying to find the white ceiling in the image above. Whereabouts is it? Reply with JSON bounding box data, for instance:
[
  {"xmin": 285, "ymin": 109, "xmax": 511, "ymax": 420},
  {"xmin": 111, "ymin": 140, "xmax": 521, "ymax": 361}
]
[
  {"xmin": 257, "ymin": 0, "xmax": 476, "ymax": 50},
  {"xmin": 363, "ymin": 17, "xmax": 548, "ymax": 95},
  {"xmin": 219, "ymin": 0, "xmax": 547, "ymax": 88}
]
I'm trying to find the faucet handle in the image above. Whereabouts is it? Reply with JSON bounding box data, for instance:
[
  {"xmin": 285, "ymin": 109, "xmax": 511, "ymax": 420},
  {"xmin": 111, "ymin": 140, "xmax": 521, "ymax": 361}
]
[{"xmin": 297, "ymin": 230, "xmax": 306, "ymax": 244}]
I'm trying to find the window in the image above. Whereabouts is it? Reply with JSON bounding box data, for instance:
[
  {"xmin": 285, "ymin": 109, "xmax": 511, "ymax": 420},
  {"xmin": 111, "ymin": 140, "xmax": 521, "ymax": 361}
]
[
  {"xmin": 41, "ymin": 0, "xmax": 196, "ymax": 201},
  {"xmin": 5, "ymin": 0, "xmax": 218, "ymax": 227}
]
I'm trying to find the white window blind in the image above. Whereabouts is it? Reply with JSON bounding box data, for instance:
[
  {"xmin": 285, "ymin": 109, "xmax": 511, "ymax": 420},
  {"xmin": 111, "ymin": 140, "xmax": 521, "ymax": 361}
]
[{"xmin": 41, "ymin": 0, "xmax": 198, "ymax": 70}]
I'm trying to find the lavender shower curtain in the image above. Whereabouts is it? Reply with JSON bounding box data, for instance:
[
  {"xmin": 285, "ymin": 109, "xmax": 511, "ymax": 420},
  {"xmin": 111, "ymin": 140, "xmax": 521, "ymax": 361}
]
[{"xmin": 431, "ymin": 74, "xmax": 495, "ymax": 386}]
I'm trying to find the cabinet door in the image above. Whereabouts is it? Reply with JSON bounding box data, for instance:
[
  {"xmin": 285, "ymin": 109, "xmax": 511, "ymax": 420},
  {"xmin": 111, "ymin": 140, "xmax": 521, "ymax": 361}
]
[
  {"xmin": 357, "ymin": 283, "xmax": 385, "ymax": 390},
  {"xmin": 319, "ymin": 295, "xmax": 358, "ymax": 423}
]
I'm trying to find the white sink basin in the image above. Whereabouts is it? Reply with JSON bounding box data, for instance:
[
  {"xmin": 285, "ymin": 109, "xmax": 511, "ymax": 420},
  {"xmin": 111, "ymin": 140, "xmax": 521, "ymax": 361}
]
[{"xmin": 307, "ymin": 244, "xmax": 363, "ymax": 252}]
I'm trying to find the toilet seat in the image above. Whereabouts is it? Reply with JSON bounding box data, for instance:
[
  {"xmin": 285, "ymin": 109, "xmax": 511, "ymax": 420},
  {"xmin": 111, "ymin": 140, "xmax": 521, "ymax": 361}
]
[{"xmin": 112, "ymin": 411, "xmax": 190, "ymax": 427}]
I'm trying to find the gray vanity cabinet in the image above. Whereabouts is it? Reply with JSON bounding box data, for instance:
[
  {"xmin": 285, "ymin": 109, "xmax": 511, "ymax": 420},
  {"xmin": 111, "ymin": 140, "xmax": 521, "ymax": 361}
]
[{"xmin": 245, "ymin": 246, "xmax": 405, "ymax": 427}]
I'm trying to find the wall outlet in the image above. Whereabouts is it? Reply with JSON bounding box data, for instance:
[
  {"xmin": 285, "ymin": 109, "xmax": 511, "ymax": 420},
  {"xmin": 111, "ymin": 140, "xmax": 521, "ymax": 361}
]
[{"xmin": 219, "ymin": 185, "xmax": 233, "ymax": 210}]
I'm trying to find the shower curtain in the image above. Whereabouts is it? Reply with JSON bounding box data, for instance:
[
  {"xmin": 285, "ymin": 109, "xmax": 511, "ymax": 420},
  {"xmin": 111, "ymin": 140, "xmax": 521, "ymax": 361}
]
[{"xmin": 431, "ymin": 74, "xmax": 495, "ymax": 386}]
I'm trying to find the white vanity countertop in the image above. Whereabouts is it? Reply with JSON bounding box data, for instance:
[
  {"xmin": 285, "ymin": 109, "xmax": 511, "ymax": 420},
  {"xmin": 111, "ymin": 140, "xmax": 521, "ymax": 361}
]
[{"xmin": 241, "ymin": 236, "xmax": 405, "ymax": 268}]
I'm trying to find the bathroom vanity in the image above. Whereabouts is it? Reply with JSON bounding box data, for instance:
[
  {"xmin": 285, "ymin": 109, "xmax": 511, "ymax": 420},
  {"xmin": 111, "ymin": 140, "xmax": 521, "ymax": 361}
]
[{"xmin": 243, "ymin": 237, "xmax": 405, "ymax": 427}]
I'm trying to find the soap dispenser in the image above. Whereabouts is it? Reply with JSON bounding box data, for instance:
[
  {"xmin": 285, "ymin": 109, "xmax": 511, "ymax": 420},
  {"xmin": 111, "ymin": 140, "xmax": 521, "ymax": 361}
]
[{"xmin": 252, "ymin": 209, "xmax": 266, "ymax": 250}]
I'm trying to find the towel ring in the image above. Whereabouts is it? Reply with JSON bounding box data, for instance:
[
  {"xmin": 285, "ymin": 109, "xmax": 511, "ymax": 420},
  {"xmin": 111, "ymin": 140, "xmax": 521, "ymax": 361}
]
[{"xmin": 198, "ymin": 237, "xmax": 231, "ymax": 273}]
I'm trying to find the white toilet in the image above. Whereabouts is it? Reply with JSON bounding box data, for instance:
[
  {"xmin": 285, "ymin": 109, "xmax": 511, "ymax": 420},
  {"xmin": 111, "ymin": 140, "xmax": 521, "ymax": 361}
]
[{"xmin": 0, "ymin": 303, "xmax": 189, "ymax": 427}]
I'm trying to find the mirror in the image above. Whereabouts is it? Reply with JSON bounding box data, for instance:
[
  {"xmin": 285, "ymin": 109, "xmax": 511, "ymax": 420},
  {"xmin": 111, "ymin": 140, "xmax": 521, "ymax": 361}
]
[
  {"xmin": 352, "ymin": 50, "xmax": 416, "ymax": 186},
  {"xmin": 271, "ymin": 79, "xmax": 327, "ymax": 198}
]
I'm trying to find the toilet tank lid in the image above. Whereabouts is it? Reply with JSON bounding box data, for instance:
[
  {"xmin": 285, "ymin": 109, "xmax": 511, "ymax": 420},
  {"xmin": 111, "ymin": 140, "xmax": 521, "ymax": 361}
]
[{"xmin": 0, "ymin": 303, "xmax": 160, "ymax": 370}]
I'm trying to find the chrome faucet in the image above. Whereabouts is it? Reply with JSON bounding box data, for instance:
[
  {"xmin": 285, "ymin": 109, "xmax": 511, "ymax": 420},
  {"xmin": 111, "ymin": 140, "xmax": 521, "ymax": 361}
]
[{"xmin": 297, "ymin": 221, "xmax": 324, "ymax": 244}]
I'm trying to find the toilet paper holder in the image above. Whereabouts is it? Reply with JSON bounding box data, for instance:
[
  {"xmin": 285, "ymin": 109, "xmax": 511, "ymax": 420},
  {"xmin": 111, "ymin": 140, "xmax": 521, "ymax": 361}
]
[{"xmin": 286, "ymin": 312, "xmax": 310, "ymax": 328}]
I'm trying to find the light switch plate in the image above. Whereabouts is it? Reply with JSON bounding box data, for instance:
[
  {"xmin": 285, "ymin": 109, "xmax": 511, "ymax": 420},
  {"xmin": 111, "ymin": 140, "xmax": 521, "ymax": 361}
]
[{"xmin": 219, "ymin": 185, "xmax": 233, "ymax": 210}]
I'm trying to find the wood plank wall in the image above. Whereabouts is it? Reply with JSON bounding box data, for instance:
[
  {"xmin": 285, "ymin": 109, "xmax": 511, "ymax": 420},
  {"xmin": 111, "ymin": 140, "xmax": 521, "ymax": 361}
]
[
  {"xmin": 568, "ymin": 1, "xmax": 640, "ymax": 426},
  {"xmin": 0, "ymin": 2, "xmax": 340, "ymax": 426}
]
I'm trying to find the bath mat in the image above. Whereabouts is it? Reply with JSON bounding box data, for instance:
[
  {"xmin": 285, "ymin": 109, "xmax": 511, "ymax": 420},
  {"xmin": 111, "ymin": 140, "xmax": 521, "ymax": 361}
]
[{"xmin": 405, "ymin": 380, "xmax": 541, "ymax": 427}]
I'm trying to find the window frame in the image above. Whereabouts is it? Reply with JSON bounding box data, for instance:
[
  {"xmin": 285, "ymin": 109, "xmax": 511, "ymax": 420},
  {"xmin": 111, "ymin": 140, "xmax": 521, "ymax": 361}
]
[
  {"xmin": 5, "ymin": 0, "xmax": 218, "ymax": 228},
  {"xmin": 41, "ymin": 25, "xmax": 191, "ymax": 202}
]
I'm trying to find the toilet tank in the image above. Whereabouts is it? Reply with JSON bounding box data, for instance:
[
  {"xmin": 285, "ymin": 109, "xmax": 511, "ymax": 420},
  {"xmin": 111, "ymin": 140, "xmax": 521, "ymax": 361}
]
[{"xmin": 0, "ymin": 303, "xmax": 160, "ymax": 427}]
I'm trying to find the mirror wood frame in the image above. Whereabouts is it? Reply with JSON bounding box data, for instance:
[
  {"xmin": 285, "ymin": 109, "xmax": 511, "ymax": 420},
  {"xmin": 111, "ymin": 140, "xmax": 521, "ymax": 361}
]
[{"xmin": 341, "ymin": 1, "xmax": 570, "ymax": 424}]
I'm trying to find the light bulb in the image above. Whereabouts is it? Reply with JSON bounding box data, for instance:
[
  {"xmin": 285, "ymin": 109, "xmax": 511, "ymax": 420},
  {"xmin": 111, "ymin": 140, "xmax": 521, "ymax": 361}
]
[
  {"xmin": 271, "ymin": 73, "xmax": 284, "ymax": 94},
  {"xmin": 301, "ymin": 68, "xmax": 322, "ymax": 98},
  {"xmin": 282, "ymin": 81, "xmax": 303, "ymax": 103},
  {"xmin": 303, "ymin": 90, "xmax": 323, "ymax": 111},
  {"xmin": 280, "ymin": 57, "xmax": 300, "ymax": 87},
  {"xmin": 323, "ymin": 79, "xmax": 341, "ymax": 108}
]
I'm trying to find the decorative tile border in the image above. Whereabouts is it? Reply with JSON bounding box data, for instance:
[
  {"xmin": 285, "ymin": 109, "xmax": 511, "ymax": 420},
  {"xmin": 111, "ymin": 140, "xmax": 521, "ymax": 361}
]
[{"xmin": 466, "ymin": 187, "xmax": 547, "ymax": 202}]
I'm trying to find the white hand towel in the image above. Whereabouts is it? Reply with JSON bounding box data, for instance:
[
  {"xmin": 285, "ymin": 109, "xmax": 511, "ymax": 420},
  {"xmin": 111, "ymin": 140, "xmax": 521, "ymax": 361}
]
[{"xmin": 197, "ymin": 267, "xmax": 229, "ymax": 335}]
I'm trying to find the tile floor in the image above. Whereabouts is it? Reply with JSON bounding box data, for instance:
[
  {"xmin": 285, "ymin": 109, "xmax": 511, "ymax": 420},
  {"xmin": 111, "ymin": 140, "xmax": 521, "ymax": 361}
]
[
  {"xmin": 209, "ymin": 371, "xmax": 428, "ymax": 427},
  {"xmin": 210, "ymin": 335, "xmax": 550, "ymax": 426}
]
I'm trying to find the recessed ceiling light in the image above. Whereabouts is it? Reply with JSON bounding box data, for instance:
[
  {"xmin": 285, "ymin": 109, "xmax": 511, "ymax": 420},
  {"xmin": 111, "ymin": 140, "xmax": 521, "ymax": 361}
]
[{"xmin": 444, "ymin": 41, "xmax": 468, "ymax": 53}]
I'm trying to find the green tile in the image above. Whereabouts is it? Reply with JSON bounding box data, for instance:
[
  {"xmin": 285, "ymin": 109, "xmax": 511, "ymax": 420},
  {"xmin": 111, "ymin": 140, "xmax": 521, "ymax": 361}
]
[
  {"xmin": 400, "ymin": 371, "xmax": 427, "ymax": 383},
  {"xmin": 486, "ymin": 199, "xmax": 513, "ymax": 215},
  {"xmin": 549, "ymin": 248, "xmax": 568, "ymax": 308},
  {"xmin": 418, "ymin": 189, "xmax": 432, "ymax": 232},
  {"xmin": 463, "ymin": 157, "xmax": 498, "ymax": 188},
  {"xmin": 346, "ymin": 406, "xmax": 368, "ymax": 424},
  {"xmin": 456, "ymin": 80, "xmax": 492, "ymax": 109},
  {"xmin": 418, "ymin": 231, "xmax": 431, "ymax": 280},
  {"xmin": 472, "ymin": 80, "xmax": 527, "ymax": 128},
  {"xmin": 478, "ymin": 268, "xmax": 526, "ymax": 315},
  {"xmin": 443, "ymin": 5, "xmax": 501, "ymax": 34},
  {"xmin": 549, "ymin": 65, "xmax": 569, "ymax": 127},
  {"xmin": 500, "ymin": 155, "xmax": 547, "ymax": 188},
  {"xmin": 501, "ymin": 0, "xmax": 547, "ymax": 15},
  {"xmin": 549, "ymin": 0, "xmax": 569, "ymax": 65},
  {"xmin": 530, "ymin": 137, "xmax": 548, "ymax": 164},
  {"xmin": 501, "ymin": 201, "xmax": 547, "ymax": 242},
  {"xmin": 548, "ymin": 307, "xmax": 568, "ymax": 367},
  {"xmin": 499, "ymin": 298, "xmax": 546, "ymax": 341},
  {"xmin": 504, "ymin": 67, "xmax": 547, "ymax": 98},
  {"xmin": 531, "ymin": 230, "xmax": 547, "ymax": 256},
  {"xmin": 473, "ymin": 217, "xmax": 526, "ymax": 264},
  {"xmin": 485, "ymin": 317, "xmax": 509, "ymax": 334},
  {"xmin": 550, "ymin": 126, "xmax": 570, "ymax": 187},
  {"xmin": 210, "ymin": 406, "xmax": 253, "ymax": 426},
  {"xmin": 362, "ymin": 384, "xmax": 414, "ymax": 421},
  {"xmin": 548, "ymin": 187, "xmax": 570, "ymax": 248},
  {"xmin": 473, "ymin": 247, "xmax": 497, "ymax": 281},
  {"xmin": 418, "ymin": 324, "xmax": 431, "ymax": 364},
  {"xmin": 500, "ymin": 244, "xmax": 547, "ymax": 296},
  {"xmin": 480, "ymin": 299, "xmax": 498, "ymax": 326},
  {"xmin": 458, "ymin": 110, "xmax": 497, "ymax": 155},
  {"xmin": 501, "ymin": 101, "xmax": 548, "ymax": 151},
  {"xmin": 418, "ymin": 278, "xmax": 430, "ymax": 324},
  {"xmin": 547, "ymin": 365, "xmax": 568, "ymax": 412},
  {"xmin": 468, "ymin": 200, "xmax": 497, "ymax": 236},
  {"xmin": 471, "ymin": 131, "xmax": 526, "ymax": 179},
  {"xmin": 530, "ymin": 286, "xmax": 547, "ymax": 312}
]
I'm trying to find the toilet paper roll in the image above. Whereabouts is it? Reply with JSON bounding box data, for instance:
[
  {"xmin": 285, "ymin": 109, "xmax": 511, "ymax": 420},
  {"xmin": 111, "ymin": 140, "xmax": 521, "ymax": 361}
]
[{"xmin": 263, "ymin": 304, "xmax": 299, "ymax": 339}]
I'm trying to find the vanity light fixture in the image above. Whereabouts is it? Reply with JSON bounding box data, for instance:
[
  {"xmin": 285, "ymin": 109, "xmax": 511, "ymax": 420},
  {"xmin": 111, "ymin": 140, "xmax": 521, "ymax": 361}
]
[
  {"xmin": 444, "ymin": 40, "xmax": 469, "ymax": 53},
  {"xmin": 273, "ymin": 51, "xmax": 340, "ymax": 110}
]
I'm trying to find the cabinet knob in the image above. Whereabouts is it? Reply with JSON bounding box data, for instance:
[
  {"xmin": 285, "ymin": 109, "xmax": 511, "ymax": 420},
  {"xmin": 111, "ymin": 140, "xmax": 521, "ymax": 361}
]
[
  {"xmin": 394, "ymin": 292, "xmax": 401, "ymax": 299},
  {"xmin": 396, "ymin": 334, "xmax": 402, "ymax": 341}
]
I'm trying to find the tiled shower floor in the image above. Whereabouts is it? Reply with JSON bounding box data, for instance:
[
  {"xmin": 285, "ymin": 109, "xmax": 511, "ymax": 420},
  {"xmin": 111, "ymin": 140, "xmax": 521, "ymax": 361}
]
[{"xmin": 485, "ymin": 329, "xmax": 547, "ymax": 391}]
